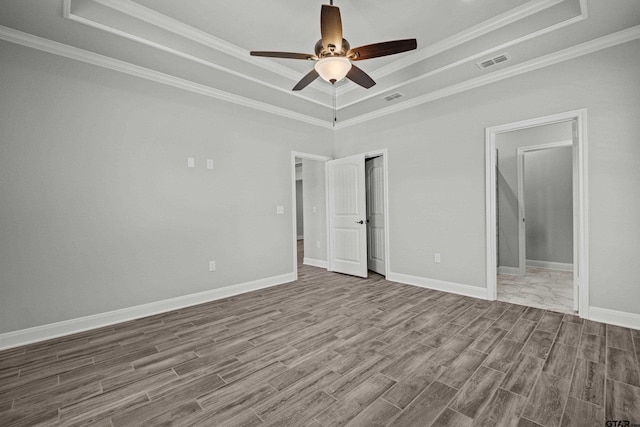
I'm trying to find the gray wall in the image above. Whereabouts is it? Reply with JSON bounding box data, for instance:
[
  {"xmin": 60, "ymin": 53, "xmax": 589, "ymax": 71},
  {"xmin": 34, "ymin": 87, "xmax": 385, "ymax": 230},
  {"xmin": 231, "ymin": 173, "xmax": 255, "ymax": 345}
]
[
  {"xmin": 335, "ymin": 40, "xmax": 640, "ymax": 315},
  {"xmin": 296, "ymin": 180, "xmax": 304, "ymax": 238},
  {"xmin": 525, "ymin": 147, "xmax": 573, "ymax": 264},
  {"xmin": 0, "ymin": 41, "xmax": 333, "ymax": 333},
  {"xmin": 495, "ymin": 122, "xmax": 573, "ymax": 268},
  {"xmin": 2, "ymin": 36, "xmax": 640, "ymax": 335},
  {"xmin": 302, "ymin": 159, "xmax": 327, "ymax": 262}
]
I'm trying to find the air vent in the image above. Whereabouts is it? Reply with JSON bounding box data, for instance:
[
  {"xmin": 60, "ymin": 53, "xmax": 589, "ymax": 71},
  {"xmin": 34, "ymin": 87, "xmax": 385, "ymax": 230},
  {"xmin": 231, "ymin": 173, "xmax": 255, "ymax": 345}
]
[
  {"xmin": 382, "ymin": 92, "xmax": 404, "ymax": 102},
  {"xmin": 476, "ymin": 53, "xmax": 511, "ymax": 70}
]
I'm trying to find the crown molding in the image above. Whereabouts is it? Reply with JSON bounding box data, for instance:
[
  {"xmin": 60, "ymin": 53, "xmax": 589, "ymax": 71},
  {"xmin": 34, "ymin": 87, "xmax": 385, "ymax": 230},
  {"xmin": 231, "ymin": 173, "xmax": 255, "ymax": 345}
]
[
  {"xmin": 65, "ymin": 0, "xmax": 334, "ymax": 106},
  {"xmin": 65, "ymin": 0, "xmax": 589, "ymax": 115},
  {"xmin": 79, "ymin": 0, "xmax": 573, "ymax": 104},
  {"xmin": 337, "ymin": 0, "xmax": 568, "ymax": 97},
  {"xmin": 2, "ymin": 20, "xmax": 637, "ymax": 132},
  {"xmin": 91, "ymin": 0, "xmax": 302, "ymax": 80},
  {"xmin": 0, "ymin": 25, "xmax": 333, "ymax": 129},
  {"xmin": 335, "ymin": 25, "xmax": 640, "ymax": 129},
  {"xmin": 338, "ymin": 2, "xmax": 588, "ymax": 110},
  {"xmin": 91, "ymin": 0, "xmax": 331, "ymax": 94}
]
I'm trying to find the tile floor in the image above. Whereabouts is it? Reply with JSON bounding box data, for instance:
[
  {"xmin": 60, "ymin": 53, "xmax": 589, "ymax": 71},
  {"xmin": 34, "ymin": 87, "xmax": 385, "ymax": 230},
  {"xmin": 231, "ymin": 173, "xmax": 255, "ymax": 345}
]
[{"xmin": 498, "ymin": 267, "xmax": 575, "ymax": 314}]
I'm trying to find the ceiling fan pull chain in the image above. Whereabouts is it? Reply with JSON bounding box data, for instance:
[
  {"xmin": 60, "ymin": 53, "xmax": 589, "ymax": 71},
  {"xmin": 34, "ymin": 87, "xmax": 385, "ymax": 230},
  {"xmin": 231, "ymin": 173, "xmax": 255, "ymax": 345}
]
[{"xmin": 333, "ymin": 85, "xmax": 337, "ymax": 127}]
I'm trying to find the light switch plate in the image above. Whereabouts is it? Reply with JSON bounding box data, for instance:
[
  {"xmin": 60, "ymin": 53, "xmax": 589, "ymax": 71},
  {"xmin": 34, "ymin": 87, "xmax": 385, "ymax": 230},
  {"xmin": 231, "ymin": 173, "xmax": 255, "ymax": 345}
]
[
  {"xmin": 276, "ymin": 206, "xmax": 284, "ymax": 215},
  {"xmin": 206, "ymin": 159, "xmax": 214, "ymax": 169}
]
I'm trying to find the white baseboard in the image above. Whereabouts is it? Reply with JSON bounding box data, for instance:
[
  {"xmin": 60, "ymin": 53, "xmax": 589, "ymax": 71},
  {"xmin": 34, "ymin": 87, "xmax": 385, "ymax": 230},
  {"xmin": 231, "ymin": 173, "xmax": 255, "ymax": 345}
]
[
  {"xmin": 588, "ymin": 306, "xmax": 640, "ymax": 331},
  {"xmin": 497, "ymin": 266, "xmax": 520, "ymax": 275},
  {"xmin": 387, "ymin": 272, "xmax": 488, "ymax": 300},
  {"xmin": 0, "ymin": 272, "xmax": 296, "ymax": 350},
  {"xmin": 303, "ymin": 258, "xmax": 328, "ymax": 269},
  {"xmin": 526, "ymin": 259, "xmax": 573, "ymax": 271}
]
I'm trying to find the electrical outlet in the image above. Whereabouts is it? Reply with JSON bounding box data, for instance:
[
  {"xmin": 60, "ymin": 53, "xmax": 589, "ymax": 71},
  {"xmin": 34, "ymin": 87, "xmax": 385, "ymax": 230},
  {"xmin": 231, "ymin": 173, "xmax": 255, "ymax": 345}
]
[
  {"xmin": 434, "ymin": 253, "xmax": 441, "ymax": 263},
  {"xmin": 206, "ymin": 159, "xmax": 214, "ymax": 169},
  {"xmin": 187, "ymin": 157, "xmax": 195, "ymax": 168},
  {"xmin": 276, "ymin": 206, "xmax": 284, "ymax": 215},
  {"xmin": 209, "ymin": 261, "xmax": 216, "ymax": 271}
]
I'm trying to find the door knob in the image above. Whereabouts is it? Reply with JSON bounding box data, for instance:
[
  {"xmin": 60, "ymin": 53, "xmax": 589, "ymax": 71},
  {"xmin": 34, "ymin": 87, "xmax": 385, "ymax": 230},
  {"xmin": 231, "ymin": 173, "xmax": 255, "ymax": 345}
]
[{"xmin": 355, "ymin": 220, "xmax": 364, "ymax": 224}]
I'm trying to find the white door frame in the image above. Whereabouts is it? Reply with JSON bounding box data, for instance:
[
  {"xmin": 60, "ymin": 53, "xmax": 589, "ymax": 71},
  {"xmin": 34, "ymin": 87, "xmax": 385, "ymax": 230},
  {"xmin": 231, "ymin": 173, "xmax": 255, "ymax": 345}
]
[
  {"xmin": 327, "ymin": 149, "xmax": 391, "ymax": 278},
  {"xmin": 516, "ymin": 140, "xmax": 573, "ymax": 278},
  {"xmin": 485, "ymin": 109, "xmax": 589, "ymax": 317},
  {"xmin": 291, "ymin": 151, "xmax": 332, "ymax": 280}
]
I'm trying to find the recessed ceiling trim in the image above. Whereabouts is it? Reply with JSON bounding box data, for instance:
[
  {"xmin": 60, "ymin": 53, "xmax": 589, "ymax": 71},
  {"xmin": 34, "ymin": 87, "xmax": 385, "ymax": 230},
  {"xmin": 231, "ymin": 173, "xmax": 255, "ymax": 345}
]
[
  {"xmin": 337, "ymin": 5, "xmax": 588, "ymax": 110},
  {"xmin": 64, "ymin": 0, "xmax": 334, "ymax": 108},
  {"xmin": 337, "ymin": 0, "xmax": 569, "ymax": 97},
  {"xmin": 0, "ymin": 25, "xmax": 333, "ymax": 130},
  {"xmin": 2, "ymin": 22, "xmax": 636, "ymax": 131},
  {"xmin": 90, "ymin": 0, "xmax": 332, "ymax": 94},
  {"xmin": 335, "ymin": 25, "xmax": 640, "ymax": 129}
]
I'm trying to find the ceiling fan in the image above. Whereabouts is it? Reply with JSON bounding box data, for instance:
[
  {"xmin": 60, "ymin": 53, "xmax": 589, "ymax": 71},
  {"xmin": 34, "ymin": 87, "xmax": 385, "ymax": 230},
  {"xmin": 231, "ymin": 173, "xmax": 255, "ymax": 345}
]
[{"xmin": 250, "ymin": 1, "xmax": 417, "ymax": 91}]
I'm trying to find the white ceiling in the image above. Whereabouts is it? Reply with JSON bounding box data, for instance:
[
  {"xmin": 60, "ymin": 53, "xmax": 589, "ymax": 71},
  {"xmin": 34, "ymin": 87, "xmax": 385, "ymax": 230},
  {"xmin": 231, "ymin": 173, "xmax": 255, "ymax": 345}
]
[{"xmin": 1, "ymin": 0, "xmax": 639, "ymax": 128}]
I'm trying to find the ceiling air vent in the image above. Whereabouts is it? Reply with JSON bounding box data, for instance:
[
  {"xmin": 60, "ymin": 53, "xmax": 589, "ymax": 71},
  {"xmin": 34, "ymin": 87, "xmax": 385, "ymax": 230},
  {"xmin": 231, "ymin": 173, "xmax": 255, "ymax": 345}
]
[
  {"xmin": 476, "ymin": 53, "xmax": 511, "ymax": 70},
  {"xmin": 382, "ymin": 92, "xmax": 404, "ymax": 102}
]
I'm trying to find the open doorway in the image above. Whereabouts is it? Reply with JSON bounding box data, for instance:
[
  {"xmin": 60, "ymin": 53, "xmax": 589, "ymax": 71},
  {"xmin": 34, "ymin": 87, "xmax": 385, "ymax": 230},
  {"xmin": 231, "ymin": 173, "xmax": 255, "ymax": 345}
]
[
  {"xmin": 291, "ymin": 152, "xmax": 332, "ymax": 280},
  {"xmin": 486, "ymin": 109, "xmax": 589, "ymax": 317},
  {"xmin": 496, "ymin": 130, "xmax": 574, "ymax": 313}
]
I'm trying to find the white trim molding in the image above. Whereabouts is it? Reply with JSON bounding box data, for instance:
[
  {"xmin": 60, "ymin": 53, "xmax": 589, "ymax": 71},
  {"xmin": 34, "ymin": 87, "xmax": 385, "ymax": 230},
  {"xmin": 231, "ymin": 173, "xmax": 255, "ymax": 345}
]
[
  {"xmin": 303, "ymin": 258, "xmax": 328, "ymax": 269},
  {"xmin": 485, "ymin": 109, "xmax": 589, "ymax": 320},
  {"xmin": 387, "ymin": 272, "xmax": 489, "ymax": 300},
  {"xmin": 0, "ymin": 272, "xmax": 295, "ymax": 350},
  {"xmin": 338, "ymin": 0, "xmax": 586, "ymax": 103},
  {"xmin": 338, "ymin": 0, "xmax": 572, "ymax": 96},
  {"xmin": 526, "ymin": 259, "xmax": 573, "ymax": 271},
  {"xmin": 64, "ymin": 0, "xmax": 334, "ymax": 104},
  {"xmin": 589, "ymin": 307, "xmax": 640, "ymax": 331},
  {"xmin": 0, "ymin": 26, "xmax": 332, "ymax": 130},
  {"xmin": 1, "ymin": 21, "xmax": 638, "ymax": 131},
  {"xmin": 336, "ymin": 25, "xmax": 640, "ymax": 129}
]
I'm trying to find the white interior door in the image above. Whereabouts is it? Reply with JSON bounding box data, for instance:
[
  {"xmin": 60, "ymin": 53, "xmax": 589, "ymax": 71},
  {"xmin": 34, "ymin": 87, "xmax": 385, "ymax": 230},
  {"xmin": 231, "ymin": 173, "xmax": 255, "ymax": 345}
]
[
  {"xmin": 366, "ymin": 156, "xmax": 385, "ymax": 275},
  {"xmin": 327, "ymin": 154, "xmax": 367, "ymax": 278}
]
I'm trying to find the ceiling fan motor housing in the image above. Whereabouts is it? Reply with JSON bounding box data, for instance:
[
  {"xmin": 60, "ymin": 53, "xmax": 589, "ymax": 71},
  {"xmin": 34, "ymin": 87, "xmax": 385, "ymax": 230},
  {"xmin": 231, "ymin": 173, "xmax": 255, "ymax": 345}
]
[{"xmin": 315, "ymin": 39, "xmax": 350, "ymax": 58}]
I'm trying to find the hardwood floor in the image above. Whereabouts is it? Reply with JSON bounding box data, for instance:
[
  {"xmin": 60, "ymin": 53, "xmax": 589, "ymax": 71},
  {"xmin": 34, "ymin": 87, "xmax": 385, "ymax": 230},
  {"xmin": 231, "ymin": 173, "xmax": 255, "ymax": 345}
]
[{"xmin": 1, "ymin": 244, "xmax": 639, "ymax": 426}]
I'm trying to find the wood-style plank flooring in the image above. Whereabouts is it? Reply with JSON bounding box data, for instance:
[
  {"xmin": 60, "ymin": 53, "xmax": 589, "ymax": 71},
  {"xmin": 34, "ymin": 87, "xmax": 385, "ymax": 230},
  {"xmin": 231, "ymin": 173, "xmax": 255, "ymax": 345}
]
[{"xmin": 1, "ymin": 242, "xmax": 639, "ymax": 426}]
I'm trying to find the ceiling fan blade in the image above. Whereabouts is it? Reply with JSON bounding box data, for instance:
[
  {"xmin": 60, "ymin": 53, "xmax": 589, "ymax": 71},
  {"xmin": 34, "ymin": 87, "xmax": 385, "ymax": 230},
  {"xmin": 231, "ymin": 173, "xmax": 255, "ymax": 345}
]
[
  {"xmin": 250, "ymin": 51, "xmax": 317, "ymax": 60},
  {"xmin": 293, "ymin": 69, "xmax": 320, "ymax": 91},
  {"xmin": 321, "ymin": 5, "xmax": 343, "ymax": 52},
  {"xmin": 348, "ymin": 39, "xmax": 417, "ymax": 61},
  {"xmin": 346, "ymin": 65, "xmax": 376, "ymax": 89}
]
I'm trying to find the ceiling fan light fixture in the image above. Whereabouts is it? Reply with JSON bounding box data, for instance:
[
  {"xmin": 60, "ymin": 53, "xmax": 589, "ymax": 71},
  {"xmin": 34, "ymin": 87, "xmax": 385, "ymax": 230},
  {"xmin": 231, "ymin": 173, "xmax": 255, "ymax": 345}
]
[{"xmin": 314, "ymin": 57, "xmax": 352, "ymax": 84}]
